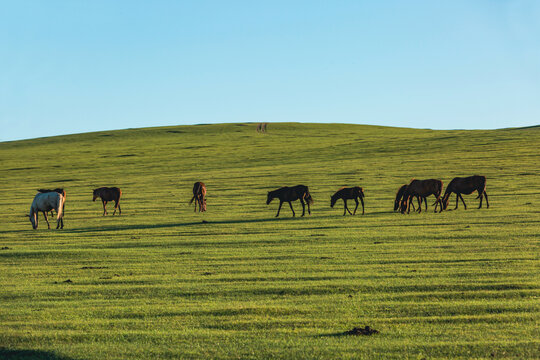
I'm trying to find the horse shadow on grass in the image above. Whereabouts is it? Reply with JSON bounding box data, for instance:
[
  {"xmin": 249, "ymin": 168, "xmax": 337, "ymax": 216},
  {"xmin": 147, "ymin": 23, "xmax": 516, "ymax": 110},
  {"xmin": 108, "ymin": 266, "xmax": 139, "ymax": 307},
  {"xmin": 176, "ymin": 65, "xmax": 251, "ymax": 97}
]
[
  {"xmin": 69, "ymin": 216, "xmax": 319, "ymax": 233},
  {"xmin": 0, "ymin": 348, "xmax": 74, "ymax": 360}
]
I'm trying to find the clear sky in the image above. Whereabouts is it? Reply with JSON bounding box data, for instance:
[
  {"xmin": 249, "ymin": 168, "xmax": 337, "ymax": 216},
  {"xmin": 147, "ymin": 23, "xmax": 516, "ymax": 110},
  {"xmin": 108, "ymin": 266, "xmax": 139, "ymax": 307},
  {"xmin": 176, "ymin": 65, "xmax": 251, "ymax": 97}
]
[{"xmin": 1, "ymin": 1, "xmax": 539, "ymax": 141}]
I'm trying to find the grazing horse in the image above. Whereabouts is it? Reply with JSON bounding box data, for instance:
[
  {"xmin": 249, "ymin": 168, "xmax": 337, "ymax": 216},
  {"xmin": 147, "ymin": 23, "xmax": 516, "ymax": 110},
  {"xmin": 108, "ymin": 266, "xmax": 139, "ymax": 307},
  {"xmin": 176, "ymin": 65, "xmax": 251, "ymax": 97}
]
[
  {"xmin": 394, "ymin": 184, "xmax": 418, "ymax": 212},
  {"xmin": 441, "ymin": 175, "xmax": 489, "ymax": 210},
  {"xmin": 37, "ymin": 188, "xmax": 66, "ymax": 216},
  {"xmin": 28, "ymin": 192, "xmax": 64, "ymax": 229},
  {"xmin": 401, "ymin": 179, "xmax": 443, "ymax": 214},
  {"xmin": 330, "ymin": 187, "xmax": 365, "ymax": 215},
  {"xmin": 93, "ymin": 187, "xmax": 122, "ymax": 215},
  {"xmin": 266, "ymin": 185, "xmax": 313, "ymax": 217},
  {"xmin": 189, "ymin": 182, "xmax": 207, "ymax": 212}
]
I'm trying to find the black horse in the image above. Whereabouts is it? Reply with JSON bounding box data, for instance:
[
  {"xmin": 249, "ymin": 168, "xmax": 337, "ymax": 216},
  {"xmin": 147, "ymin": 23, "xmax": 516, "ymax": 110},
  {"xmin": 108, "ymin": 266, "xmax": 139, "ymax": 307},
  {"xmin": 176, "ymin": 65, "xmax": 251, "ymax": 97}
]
[
  {"xmin": 266, "ymin": 185, "xmax": 313, "ymax": 217},
  {"xmin": 394, "ymin": 184, "xmax": 418, "ymax": 212},
  {"xmin": 93, "ymin": 187, "xmax": 122, "ymax": 215},
  {"xmin": 441, "ymin": 175, "xmax": 489, "ymax": 210},
  {"xmin": 330, "ymin": 187, "xmax": 365, "ymax": 215},
  {"xmin": 401, "ymin": 179, "xmax": 443, "ymax": 214}
]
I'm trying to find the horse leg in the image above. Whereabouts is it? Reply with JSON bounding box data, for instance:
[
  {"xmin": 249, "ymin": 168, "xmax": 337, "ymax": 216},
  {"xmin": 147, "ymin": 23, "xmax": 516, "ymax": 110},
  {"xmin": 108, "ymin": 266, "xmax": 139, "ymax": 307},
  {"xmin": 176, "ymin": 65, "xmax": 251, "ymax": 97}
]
[
  {"xmin": 118, "ymin": 203, "xmax": 122, "ymax": 215},
  {"xmin": 288, "ymin": 201, "xmax": 296, "ymax": 217},
  {"xmin": 56, "ymin": 208, "xmax": 63, "ymax": 229},
  {"xmin": 276, "ymin": 201, "xmax": 283, "ymax": 217},
  {"xmin": 424, "ymin": 197, "xmax": 428, "ymax": 212},
  {"xmin": 102, "ymin": 200, "xmax": 108, "ymax": 216},
  {"xmin": 353, "ymin": 198, "xmax": 359, "ymax": 215},
  {"xmin": 113, "ymin": 200, "xmax": 118, "ymax": 215},
  {"xmin": 483, "ymin": 191, "xmax": 489, "ymax": 208},
  {"xmin": 300, "ymin": 199, "xmax": 306, "ymax": 217},
  {"xmin": 342, "ymin": 199, "xmax": 348, "ymax": 216},
  {"xmin": 458, "ymin": 194, "xmax": 467, "ymax": 209},
  {"xmin": 42, "ymin": 211, "xmax": 50, "ymax": 229}
]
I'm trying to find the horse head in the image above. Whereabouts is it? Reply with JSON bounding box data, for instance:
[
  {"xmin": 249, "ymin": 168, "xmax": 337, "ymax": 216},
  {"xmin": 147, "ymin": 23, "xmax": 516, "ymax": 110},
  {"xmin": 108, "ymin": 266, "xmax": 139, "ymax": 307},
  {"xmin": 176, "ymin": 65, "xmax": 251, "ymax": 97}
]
[
  {"xmin": 442, "ymin": 193, "xmax": 450, "ymax": 210},
  {"xmin": 330, "ymin": 194, "xmax": 337, "ymax": 208},
  {"xmin": 92, "ymin": 189, "xmax": 98, "ymax": 201},
  {"xmin": 28, "ymin": 213, "xmax": 37, "ymax": 229},
  {"xmin": 266, "ymin": 192, "xmax": 273, "ymax": 205}
]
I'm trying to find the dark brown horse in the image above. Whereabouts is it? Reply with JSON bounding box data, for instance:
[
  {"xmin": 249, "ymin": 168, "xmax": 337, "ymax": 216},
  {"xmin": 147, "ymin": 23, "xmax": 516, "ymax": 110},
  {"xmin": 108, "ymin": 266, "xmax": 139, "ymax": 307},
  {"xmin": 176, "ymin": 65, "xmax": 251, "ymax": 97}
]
[
  {"xmin": 189, "ymin": 182, "xmax": 207, "ymax": 212},
  {"xmin": 394, "ymin": 184, "xmax": 418, "ymax": 212},
  {"xmin": 266, "ymin": 185, "xmax": 313, "ymax": 217},
  {"xmin": 441, "ymin": 175, "xmax": 489, "ymax": 210},
  {"xmin": 93, "ymin": 187, "xmax": 122, "ymax": 215},
  {"xmin": 401, "ymin": 179, "xmax": 443, "ymax": 214},
  {"xmin": 331, "ymin": 187, "xmax": 365, "ymax": 215},
  {"xmin": 38, "ymin": 188, "xmax": 66, "ymax": 216}
]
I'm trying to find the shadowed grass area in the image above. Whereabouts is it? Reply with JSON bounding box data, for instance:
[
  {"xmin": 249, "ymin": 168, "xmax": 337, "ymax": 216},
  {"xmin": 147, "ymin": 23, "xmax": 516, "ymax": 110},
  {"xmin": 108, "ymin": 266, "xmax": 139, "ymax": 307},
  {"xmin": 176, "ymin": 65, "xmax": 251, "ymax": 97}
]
[{"xmin": 0, "ymin": 123, "xmax": 539, "ymax": 359}]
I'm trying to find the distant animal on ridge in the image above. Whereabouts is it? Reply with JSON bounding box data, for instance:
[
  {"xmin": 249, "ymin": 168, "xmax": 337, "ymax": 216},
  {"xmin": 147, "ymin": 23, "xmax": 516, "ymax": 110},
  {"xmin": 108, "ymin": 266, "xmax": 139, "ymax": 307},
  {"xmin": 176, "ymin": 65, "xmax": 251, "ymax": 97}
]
[
  {"xmin": 189, "ymin": 182, "xmax": 207, "ymax": 212},
  {"xmin": 330, "ymin": 186, "xmax": 365, "ymax": 215},
  {"xmin": 28, "ymin": 191, "xmax": 64, "ymax": 229},
  {"xmin": 441, "ymin": 175, "xmax": 489, "ymax": 210},
  {"xmin": 37, "ymin": 188, "xmax": 66, "ymax": 216},
  {"xmin": 93, "ymin": 187, "xmax": 122, "ymax": 216},
  {"xmin": 267, "ymin": 185, "xmax": 313, "ymax": 217},
  {"xmin": 394, "ymin": 184, "xmax": 418, "ymax": 212},
  {"xmin": 401, "ymin": 179, "xmax": 443, "ymax": 214}
]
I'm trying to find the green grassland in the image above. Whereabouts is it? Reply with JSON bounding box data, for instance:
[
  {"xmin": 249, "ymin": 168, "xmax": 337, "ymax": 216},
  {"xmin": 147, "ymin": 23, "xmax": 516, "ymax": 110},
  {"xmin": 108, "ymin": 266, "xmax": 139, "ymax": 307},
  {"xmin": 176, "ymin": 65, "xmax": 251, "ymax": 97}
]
[{"xmin": 0, "ymin": 123, "xmax": 539, "ymax": 359}]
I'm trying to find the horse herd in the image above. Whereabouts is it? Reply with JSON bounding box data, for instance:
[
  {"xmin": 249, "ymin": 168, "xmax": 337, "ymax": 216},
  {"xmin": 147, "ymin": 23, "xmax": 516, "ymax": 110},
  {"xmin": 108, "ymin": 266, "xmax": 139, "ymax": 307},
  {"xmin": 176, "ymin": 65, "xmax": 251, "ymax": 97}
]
[{"xmin": 27, "ymin": 175, "xmax": 489, "ymax": 230}]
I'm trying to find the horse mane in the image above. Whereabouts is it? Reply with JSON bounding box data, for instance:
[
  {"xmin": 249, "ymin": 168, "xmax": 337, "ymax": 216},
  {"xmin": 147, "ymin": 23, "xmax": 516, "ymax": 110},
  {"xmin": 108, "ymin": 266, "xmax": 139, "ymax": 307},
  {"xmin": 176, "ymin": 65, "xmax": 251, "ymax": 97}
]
[{"xmin": 37, "ymin": 188, "xmax": 64, "ymax": 194}]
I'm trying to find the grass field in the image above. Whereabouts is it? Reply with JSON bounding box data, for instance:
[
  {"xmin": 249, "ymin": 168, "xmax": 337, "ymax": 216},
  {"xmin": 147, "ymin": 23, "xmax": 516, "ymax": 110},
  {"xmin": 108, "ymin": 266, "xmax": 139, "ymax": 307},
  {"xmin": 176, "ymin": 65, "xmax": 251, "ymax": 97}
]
[{"xmin": 0, "ymin": 123, "xmax": 539, "ymax": 359}]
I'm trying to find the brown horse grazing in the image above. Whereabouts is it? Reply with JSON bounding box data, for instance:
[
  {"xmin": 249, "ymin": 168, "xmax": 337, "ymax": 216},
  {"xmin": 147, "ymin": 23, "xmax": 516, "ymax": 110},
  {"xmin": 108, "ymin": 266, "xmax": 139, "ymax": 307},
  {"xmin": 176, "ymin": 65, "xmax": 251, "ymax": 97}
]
[
  {"xmin": 401, "ymin": 179, "xmax": 443, "ymax": 214},
  {"xmin": 267, "ymin": 185, "xmax": 313, "ymax": 217},
  {"xmin": 38, "ymin": 188, "xmax": 66, "ymax": 216},
  {"xmin": 441, "ymin": 175, "xmax": 489, "ymax": 210},
  {"xmin": 189, "ymin": 182, "xmax": 207, "ymax": 212},
  {"xmin": 331, "ymin": 187, "xmax": 365, "ymax": 215},
  {"xmin": 93, "ymin": 187, "xmax": 122, "ymax": 215},
  {"xmin": 394, "ymin": 184, "xmax": 418, "ymax": 212}
]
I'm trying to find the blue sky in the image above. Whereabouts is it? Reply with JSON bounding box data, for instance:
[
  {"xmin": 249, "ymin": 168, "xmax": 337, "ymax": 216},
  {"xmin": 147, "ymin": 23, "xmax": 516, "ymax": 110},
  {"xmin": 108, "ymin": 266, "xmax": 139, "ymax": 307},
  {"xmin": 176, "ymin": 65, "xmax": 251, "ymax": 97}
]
[{"xmin": 1, "ymin": 1, "xmax": 539, "ymax": 141}]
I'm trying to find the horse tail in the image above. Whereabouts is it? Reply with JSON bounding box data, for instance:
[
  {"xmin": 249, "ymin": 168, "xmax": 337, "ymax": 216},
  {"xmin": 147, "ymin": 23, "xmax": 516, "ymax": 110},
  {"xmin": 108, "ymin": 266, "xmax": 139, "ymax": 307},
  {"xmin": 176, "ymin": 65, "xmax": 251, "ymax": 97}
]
[
  {"xmin": 304, "ymin": 189, "xmax": 314, "ymax": 205},
  {"xmin": 475, "ymin": 176, "xmax": 487, "ymax": 199},
  {"xmin": 190, "ymin": 182, "xmax": 202, "ymax": 204},
  {"xmin": 56, "ymin": 194, "xmax": 64, "ymax": 220}
]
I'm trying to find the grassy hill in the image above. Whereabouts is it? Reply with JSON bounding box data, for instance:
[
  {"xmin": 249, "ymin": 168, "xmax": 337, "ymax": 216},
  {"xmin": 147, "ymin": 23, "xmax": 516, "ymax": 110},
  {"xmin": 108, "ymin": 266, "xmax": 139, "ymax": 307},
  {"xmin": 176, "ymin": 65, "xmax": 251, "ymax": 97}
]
[{"xmin": 0, "ymin": 123, "xmax": 539, "ymax": 359}]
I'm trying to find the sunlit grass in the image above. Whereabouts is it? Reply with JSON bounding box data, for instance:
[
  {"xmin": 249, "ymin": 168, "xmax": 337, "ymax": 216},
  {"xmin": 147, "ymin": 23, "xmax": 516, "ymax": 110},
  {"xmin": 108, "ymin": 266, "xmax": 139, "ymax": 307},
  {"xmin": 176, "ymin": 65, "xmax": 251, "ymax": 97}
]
[{"xmin": 0, "ymin": 123, "xmax": 539, "ymax": 359}]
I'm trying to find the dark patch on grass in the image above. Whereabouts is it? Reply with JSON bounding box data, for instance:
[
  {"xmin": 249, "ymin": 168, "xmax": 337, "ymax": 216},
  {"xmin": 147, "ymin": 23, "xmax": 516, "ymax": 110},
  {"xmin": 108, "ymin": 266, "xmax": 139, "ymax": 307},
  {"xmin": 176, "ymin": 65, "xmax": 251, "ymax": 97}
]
[
  {"xmin": 117, "ymin": 154, "xmax": 136, "ymax": 157},
  {"xmin": 319, "ymin": 326, "xmax": 379, "ymax": 337},
  {"xmin": 49, "ymin": 179, "xmax": 75, "ymax": 182},
  {"xmin": 1, "ymin": 247, "xmax": 10, "ymax": 250},
  {"xmin": 202, "ymin": 272, "xmax": 213, "ymax": 276},
  {"xmin": 183, "ymin": 145, "xmax": 211, "ymax": 149},
  {"xmin": 54, "ymin": 279, "xmax": 73, "ymax": 284},
  {"xmin": 6, "ymin": 167, "xmax": 37, "ymax": 171},
  {"xmin": 81, "ymin": 266, "xmax": 108, "ymax": 270},
  {"xmin": 166, "ymin": 130, "xmax": 184, "ymax": 134},
  {"xmin": 0, "ymin": 348, "xmax": 74, "ymax": 360}
]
